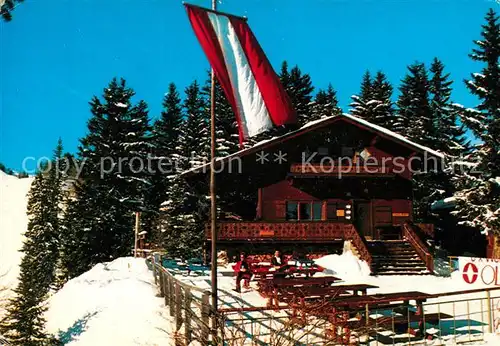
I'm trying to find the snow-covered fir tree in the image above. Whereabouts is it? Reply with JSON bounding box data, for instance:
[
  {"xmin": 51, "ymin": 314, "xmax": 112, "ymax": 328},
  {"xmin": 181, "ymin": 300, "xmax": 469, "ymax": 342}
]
[
  {"xmin": 350, "ymin": 71, "xmax": 395, "ymax": 128},
  {"xmin": 429, "ymin": 58, "xmax": 469, "ymax": 157},
  {"xmin": 182, "ymin": 81, "xmax": 210, "ymax": 169},
  {"xmin": 311, "ymin": 84, "xmax": 342, "ymax": 120},
  {"xmin": 280, "ymin": 61, "xmax": 314, "ymax": 125},
  {"xmin": 0, "ymin": 142, "xmax": 64, "ymax": 345},
  {"xmin": 59, "ymin": 78, "xmax": 152, "ymax": 279},
  {"xmin": 160, "ymin": 175, "xmax": 203, "ymax": 258},
  {"xmin": 157, "ymin": 81, "xmax": 209, "ymax": 257},
  {"xmin": 1, "ymin": 0, "xmax": 22, "ymax": 21},
  {"xmin": 452, "ymin": 8, "xmax": 500, "ymax": 236},
  {"xmin": 370, "ymin": 71, "xmax": 396, "ymax": 129},
  {"xmin": 350, "ymin": 71, "xmax": 374, "ymax": 120},
  {"xmin": 395, "ymin": 62, "xmax": 437, "ymax": 146},
  {"xmin": 395, "ymin": 63, "xmax": 444, "ymax": 223},
  {"xmin": 147, "ymin": 83, "xmax": 184, "ymax": 245}
]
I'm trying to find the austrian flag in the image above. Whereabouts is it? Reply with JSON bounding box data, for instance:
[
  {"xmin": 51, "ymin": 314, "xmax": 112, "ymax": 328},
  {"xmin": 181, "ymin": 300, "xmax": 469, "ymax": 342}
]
[{"xmin": 184, "ymin": 4, "xmax": 296, "ymax": 143}]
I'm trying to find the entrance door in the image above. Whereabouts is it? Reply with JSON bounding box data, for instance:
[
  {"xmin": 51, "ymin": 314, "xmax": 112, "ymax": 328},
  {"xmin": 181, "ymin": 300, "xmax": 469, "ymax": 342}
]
[{"xmin": 355, "ymin": 201, "xmax": 373, "ymax": 239}]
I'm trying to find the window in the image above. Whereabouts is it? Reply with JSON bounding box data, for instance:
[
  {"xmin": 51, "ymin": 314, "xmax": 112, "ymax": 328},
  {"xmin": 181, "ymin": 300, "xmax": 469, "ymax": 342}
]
[
  {"xmin": 286, "ymin": 201, "xmax": 323, "ymax": 221},
  {"xmin": 313, "ymin": 202, "xmax": 322, "ymax": 220},
  {"xmin": 286, "ymin": 202, "xmax": 298, "ymax": 220},
  {"xmin": 299, "ymin": 203, "xmax": 311, "ymax": 220}
]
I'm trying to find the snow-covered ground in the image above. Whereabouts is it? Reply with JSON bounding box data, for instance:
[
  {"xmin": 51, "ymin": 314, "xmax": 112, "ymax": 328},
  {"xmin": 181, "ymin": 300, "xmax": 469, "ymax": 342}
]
[
  {"xmin": 0, "ymin": 170, "xmax": 33, "ymax": 317},
  {"xmin": 174, "ymin": 252, "xmax": 500, "ymax": 345},
  {"xmin": 45, "ymin": 257, "xmax": 172, "ymax": 345}
]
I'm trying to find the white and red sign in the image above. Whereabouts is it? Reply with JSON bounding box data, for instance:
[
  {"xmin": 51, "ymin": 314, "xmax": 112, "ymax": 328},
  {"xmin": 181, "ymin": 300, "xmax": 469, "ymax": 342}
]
[
  {"xmin": 185, "ymin": 4, "xmax": 296, "ymax": 144},
  {"xmin": 459, "ymin": 257, "xmax": 500, "ymax": 286}
]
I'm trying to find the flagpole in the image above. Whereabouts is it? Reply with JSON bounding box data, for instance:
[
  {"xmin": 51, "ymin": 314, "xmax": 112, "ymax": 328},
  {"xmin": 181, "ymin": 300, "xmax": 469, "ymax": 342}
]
[{"xmin": 210, "ymin": 0, "xmax": 218, "ymax": 331}]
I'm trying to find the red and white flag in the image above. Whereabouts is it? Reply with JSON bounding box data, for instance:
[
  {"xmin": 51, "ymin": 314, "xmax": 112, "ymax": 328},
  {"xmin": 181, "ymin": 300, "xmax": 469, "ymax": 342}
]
[{"xmin": 184, "ymin": 4, "xmax": 296, "ymax": 144}]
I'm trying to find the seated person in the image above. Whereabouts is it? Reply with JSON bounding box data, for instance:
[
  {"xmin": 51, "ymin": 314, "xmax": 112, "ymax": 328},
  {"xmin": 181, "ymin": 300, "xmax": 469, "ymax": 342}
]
[
  {"xmin": 271, "ymin": 250, "xmax": 286, "ymax": 278},
  {"xmin": 233, "ymin": 252, "xmax": 251, "ymax": 292},
  {"xmin": 271, "ymin": 250, "xmax": 284, "ymax": 268}
]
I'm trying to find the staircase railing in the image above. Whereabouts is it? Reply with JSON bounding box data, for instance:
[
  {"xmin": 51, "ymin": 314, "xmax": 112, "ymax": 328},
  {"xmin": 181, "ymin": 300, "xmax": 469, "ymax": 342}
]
[
  {"xmin": 344, "ymin": 224, "xmax": 372, "ymax": 267},
  {"xmin": 402, "ymin": 221, "xmax": 434, "ymax": 273}
]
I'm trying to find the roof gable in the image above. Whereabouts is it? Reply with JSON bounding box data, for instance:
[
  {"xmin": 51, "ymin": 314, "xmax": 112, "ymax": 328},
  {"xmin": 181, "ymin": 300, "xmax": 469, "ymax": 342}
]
[{"xmin": 182, "ymin": 114, "xmax": 443, "ymax": 176}]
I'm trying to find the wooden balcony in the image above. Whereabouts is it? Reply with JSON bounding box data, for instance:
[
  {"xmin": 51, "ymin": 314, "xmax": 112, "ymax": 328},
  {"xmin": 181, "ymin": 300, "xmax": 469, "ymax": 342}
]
[{"xmin": 205, "ymin": 221, "xmax": 351, "ymax": 241}]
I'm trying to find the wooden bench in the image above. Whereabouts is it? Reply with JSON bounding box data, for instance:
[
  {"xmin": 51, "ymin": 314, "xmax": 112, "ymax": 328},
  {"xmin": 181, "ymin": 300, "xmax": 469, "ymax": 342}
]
[{"xmin": 278, "ymin": 284, "xmax": 379, "ymax": 302}]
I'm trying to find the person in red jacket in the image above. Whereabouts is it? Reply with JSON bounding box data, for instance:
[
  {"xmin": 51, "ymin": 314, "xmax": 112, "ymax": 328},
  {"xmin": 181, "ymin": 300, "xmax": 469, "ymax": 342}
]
[{"xmin": 233, "ymin": 252, "xmax": 251, "ymax": 292}]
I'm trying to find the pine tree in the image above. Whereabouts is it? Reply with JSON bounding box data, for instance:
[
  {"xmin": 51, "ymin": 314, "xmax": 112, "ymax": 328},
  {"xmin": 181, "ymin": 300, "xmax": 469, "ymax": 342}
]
[
  {"xmin": 370, "ymin": 71, "xmax": 396, "ymax": 129},
  {"xmin": 60, "ymin": 78, "xmax": 152, "ymax": 279},
  {"xmin": 279, "ymin": 61, "xmax": 314, "ymax": 125},
  {"xmin": 350, "ymin": 71, "xmax": 374, "ymax": 120},
  {"xmin": 158, "ymin": 81, "xmax": 209, "ymax": 257},
  {"xmin": 311, "ymin": 84, "xmax": 342, "ymax": 120},
  {"xmin": 395, "ymin": 63, "xmax": 441, "ymax": 223},
  {"xmin": 395, "ymin": 63, "xmax": 437, "ymax": 146},
  {"xmin": 452, "ymin": 9, "xmax": 500, "ymax": 235},
  {"xmin": 147, "ymin": 83, "xmax": 184, "ymax": 246},
  {"xmin": 153, "ymin": 83, "xmax": 183, "ymax": 160},
  {"xmin": 182, "ymin": 81, "xmax": 210, "ymax": 169},
  {"xmin": 0, "ymin": 140, "xmax": 64, "ymax": 344},
  {"xmin": 0, "ymin": 162, "xmax": 14, "ymax": 175},
  {"xmin": 1, "ymin": 0, "xmax": 23, "ymax": 21},
  {"xmin": 159, "ymin": 175, "xmax": 201, "ymax": 258},
  {"xmin": 429, "ymin": 58, "xmax": 469, "ymax": 157}
]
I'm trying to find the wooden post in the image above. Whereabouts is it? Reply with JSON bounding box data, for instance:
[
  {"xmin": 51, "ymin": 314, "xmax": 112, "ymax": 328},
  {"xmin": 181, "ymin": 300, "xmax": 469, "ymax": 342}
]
[
  {"xmin": 209, "ymin": 0, "xmax": 219, "ymax": 333},
  {"xmin": 153, "ymin": 262, "xmax": 157, "ymax": 285},
  {"xmin": 169, "ymin": 276, "xmax": 175, "ymax": 317},
  {"xmin": 164, "ymin": 272, "xmax": 169, "ymax": 306},
  {"xmin": 159, "ymin": 270, "xmax": 165, "ymax": 297},
  {"xmin": 201, "ymin": 293, "xmax": 210, "ymax": 344},
  {"xmin": 184, "ymin": 288, "xmax": 192, "ymax": 345},
  {"xmin": 487, "ymin": 290, "xmax": 493, "ymax": 333},
  {"xmin": 175, "ymin": 283, "xmax": 182, "ymax": 331},
  {"xmin": 134, "ymin": 212, "xmax": 140, "ymax": 258}
]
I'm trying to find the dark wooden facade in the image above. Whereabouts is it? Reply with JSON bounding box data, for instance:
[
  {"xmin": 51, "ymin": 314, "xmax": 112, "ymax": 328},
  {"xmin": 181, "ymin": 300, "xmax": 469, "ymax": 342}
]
[{"xmin": 186, "ymin": 115, "xmax": 441, "ymax": 255}]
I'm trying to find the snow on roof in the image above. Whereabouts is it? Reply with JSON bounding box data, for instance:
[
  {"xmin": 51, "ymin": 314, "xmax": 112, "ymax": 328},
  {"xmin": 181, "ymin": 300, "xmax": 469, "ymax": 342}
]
[
  {"xmin": 341, "ymin": 113, "xmax": 444, "ymax": 159},
  {"xmin": 181, "ymin": 113, "xmax": 443, "ymax": 176}
]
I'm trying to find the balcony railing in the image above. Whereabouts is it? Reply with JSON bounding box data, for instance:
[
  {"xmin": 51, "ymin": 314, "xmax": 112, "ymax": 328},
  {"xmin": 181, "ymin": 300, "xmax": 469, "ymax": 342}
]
[
  {"xmin": 205, "ymin": 221, "xmax": 373, "ymax": 265},
  {"xmin": 205, "ymin": 221, "xmax": 349, "ymax": 241}
]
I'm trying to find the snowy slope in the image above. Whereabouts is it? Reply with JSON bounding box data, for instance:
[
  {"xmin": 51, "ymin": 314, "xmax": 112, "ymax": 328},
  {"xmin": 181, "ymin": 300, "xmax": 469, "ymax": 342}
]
[
  {"xmin": 45, "ymin": 257, "xmax": 172, "ymax": 345},
  {"xmin": 0, "ymin": 170, "xmax": 33, "ymax": 317}
]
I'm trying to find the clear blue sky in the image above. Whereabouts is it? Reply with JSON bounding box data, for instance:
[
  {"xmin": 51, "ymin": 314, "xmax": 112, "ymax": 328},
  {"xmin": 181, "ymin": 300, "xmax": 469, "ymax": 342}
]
[{"xmin": 0, "ymin": 0, "xmax": 497, "ymax": 171}]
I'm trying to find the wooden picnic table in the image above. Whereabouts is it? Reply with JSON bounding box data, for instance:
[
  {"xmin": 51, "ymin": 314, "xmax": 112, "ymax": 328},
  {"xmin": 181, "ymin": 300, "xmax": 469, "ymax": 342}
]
[
  {"xmin": 260, "ymin": 276, "xmax": 341, "ymax": 290},
  {"xmin": 252, "ymin": 263, "xmax": 323, "ymax": 280},
  {"xmin": 278, "ymin": 284, "xmax": 379, "ymax": 302},
  {"xmin": 329, "ymin": 291, "xmax": 433, "ymax": 308}
]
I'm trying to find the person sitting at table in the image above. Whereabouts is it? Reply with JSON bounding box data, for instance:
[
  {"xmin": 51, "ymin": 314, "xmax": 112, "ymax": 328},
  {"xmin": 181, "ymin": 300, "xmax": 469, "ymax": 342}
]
[
  {"xmin": 271, "ymin": 250, "xmax": 284, "ymax": 268},
  {"xmin": 271, "ymin": 250, "xmax": 287, "ymax": 278},
  {"xmin": 233, "ymin": 252, "xmax": 251, "ymax": 292}
]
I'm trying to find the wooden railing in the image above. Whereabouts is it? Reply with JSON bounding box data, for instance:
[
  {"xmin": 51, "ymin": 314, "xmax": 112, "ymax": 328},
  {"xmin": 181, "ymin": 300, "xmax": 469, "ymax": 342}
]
[
  {"xmin": 416, "ymin": 223, "xmax": 435, "ymax": 238},
  {"xmin": 151, "ymin": 258, "xmax": 212, "ymax": 345},
  {"xmin": 344, "ymin": 224, "xmax": 373, "ymax": 266},
  {"xmin": 402, "ymin": 221, "xmax": 434, "ymax": 272},
  {"xmin": 206, "ymin": 221, "xmax": 348, "ymax": 241}
]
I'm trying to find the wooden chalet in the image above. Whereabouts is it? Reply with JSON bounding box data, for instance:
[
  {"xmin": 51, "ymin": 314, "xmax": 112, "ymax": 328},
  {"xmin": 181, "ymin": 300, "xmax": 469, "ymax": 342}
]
[{"xmin": 183, "ymin": 114, "xmax": 444, "ymax": 275}]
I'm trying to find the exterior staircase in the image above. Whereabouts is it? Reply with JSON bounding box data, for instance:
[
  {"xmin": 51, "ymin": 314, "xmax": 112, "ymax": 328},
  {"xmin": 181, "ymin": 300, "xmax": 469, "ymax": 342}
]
[{"xmin": 368, "ymin": 240, "xmax": 431, "ymax": 275}]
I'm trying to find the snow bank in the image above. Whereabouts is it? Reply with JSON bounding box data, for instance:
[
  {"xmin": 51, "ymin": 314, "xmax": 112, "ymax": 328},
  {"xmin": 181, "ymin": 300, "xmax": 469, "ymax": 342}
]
[
  {"xmin": 45, "ymin": 257, "xmax": 172, "ymax": 345},
  {"xmin": 0, "ymin": 171, "xmax": 33, "ymax": 317},
  {"xmin": 314, "ymin": 250, "xmax": 371, "ymax": 281}
]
